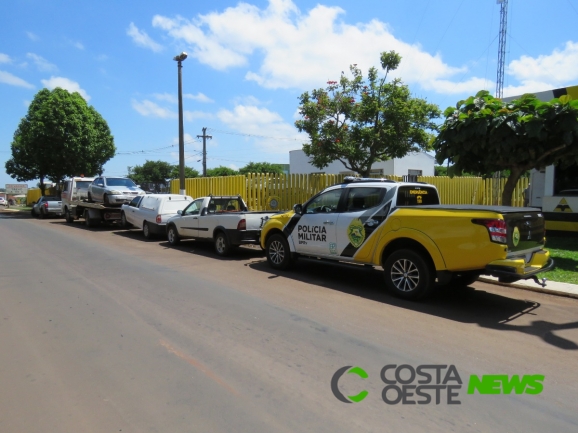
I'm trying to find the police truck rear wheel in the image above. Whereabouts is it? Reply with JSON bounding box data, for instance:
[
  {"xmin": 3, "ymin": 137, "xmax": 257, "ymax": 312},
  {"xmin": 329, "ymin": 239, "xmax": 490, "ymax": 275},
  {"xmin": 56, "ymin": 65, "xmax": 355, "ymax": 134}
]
[
  {"xmin": 383, "ymin": 249, "xmax": 433, "ymax": 300},
  {"xmin": 266, "ymin": 234, "xmax": 293, "ymax": 270}
]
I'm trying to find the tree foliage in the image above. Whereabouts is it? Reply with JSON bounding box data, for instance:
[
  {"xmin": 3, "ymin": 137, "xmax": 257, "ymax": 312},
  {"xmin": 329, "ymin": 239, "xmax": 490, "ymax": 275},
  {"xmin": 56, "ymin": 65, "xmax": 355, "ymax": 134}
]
[
  {"xmin": 238, "ymin": 161, "xmax": 284, "ymax": 175},
  {"xmin": 5, "ymin": 88, "xmax": 115, "ymax": 194},
  {"xmin": 206, "ymin": 166, "xmax": 239, "ymax": 177},
  {"xmin": 127, "ymin": 160, "xmax": 199, "ymax": 191},
  {"xmin": 295, "ymin": 51, "xmax": 440, "ymax": 177},
  {"xmin": 433, "ymin": 90, "xmax": 578, "ymax": 205}
]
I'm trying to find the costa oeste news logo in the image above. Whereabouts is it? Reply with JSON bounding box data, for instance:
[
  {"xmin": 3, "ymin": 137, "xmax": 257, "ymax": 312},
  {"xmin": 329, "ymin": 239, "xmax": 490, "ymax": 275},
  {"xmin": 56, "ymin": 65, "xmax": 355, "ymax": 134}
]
[{"xmin": 331, "ymin": 364, "xmax": 544, "ymax": 404}]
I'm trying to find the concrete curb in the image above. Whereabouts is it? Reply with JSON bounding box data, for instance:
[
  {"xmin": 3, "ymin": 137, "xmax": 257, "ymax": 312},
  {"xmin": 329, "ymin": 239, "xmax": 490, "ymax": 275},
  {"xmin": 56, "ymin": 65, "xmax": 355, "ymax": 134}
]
[{"xmin": 478, "ymin": 276, "xmax": 578, "ymax": 300}]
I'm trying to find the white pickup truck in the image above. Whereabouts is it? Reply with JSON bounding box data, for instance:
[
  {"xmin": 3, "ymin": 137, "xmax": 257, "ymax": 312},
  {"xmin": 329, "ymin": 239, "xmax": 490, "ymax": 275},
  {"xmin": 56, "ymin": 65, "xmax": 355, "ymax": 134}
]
[{"xmin": 165, "ymin": 195, "xmax": 278, "ymax": 256}]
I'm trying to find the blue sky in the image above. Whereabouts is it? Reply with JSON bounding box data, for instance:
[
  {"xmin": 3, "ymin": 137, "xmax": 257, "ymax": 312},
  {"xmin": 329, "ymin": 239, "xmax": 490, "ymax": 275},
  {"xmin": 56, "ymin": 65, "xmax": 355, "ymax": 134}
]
[{"xmin": 2, "ymin": 0, "xmax": 578, "ymax": 188}]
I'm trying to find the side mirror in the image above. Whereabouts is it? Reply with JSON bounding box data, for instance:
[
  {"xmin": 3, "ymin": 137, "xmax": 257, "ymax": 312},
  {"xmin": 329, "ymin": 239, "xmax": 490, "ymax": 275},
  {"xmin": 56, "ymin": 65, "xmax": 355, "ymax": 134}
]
[
  {"xmin": 293, "ymin": 204, "xmax": 303, "ymax": 215},
  {"xmin": 177, "ymin": 210, "xmax": 182, "ymax": 215}
]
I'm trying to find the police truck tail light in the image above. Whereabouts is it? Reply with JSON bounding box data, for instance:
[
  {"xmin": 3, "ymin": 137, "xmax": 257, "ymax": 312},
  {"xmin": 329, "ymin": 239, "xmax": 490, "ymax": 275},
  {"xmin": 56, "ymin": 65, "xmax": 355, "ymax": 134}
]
[
  {"xmin": 43, "ymin": 202, "xmax": 48, "ymax": 209},
  {"xmin": 237, "ymin": 219, "xmax": 246, "ymax": 231},
  {"xmin": 156, "ymin": 215, "xmax": 162, "ymax": 224},
  {"xmin": 473, "ymin": 219, "xmax": 507, "ymax": 244}
]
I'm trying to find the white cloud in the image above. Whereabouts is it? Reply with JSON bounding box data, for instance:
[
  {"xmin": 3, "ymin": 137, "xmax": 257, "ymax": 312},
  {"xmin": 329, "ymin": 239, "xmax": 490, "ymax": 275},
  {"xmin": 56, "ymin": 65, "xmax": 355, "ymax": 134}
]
[
  {"xmin": 0, "ymin": 53, "xmax": 12, "ymax": 64},
  {"xmin": 504, "ymin": 41, "xmax": 578, "ymax": 95},
  {"xmin": 184, "ymin": 92, "xmax": 213, "ymax": 103},
  {"xmin": 73, "ymin": 41, "xmax": 85, "ymax": 50},
  {"xmin": 131, "ymin": 99, "xmax": 176, "ymax": 118},
  {"xmin": 27, "ymin": 53, "xmax": 57, "ymax": 72},
  {"xmin": 151, "ymin": 0, "xmax": 472, "ymax": 94},
  {"xmin": 217, "ymin": 104, "xmax": 307, "ymax": 155},
  {"xmin": 184, "ymin": 110, "xmax": 213, "ymax": 121},
  {"xmin": 26, "ymin": 31, "xmax": 39, "ymax": 41},
  {"xmin": 229, "ymin": 163, "xmax": 239, "ymax": 171},
  {"xmin": 0, "ymin": 70, "xmax": 34, "ymax": 88},
  {"xmin": 41, "ymin": 76, "xmax": 90, "ymax": 101},
  {"xmin": 154, "ymin": 92, "xmax": 177, "ymax": 103},
  {"xmin": 127, "ymin": 22, "xmax": 163, "ymax": 53}
]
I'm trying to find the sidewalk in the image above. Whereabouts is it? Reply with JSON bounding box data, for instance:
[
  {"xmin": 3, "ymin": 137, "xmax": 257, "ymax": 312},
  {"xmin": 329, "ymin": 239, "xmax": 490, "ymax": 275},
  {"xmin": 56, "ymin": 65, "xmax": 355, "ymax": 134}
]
[{"xmin": 478, "ymin": 276, "xmax": 578, "ymax": 300}]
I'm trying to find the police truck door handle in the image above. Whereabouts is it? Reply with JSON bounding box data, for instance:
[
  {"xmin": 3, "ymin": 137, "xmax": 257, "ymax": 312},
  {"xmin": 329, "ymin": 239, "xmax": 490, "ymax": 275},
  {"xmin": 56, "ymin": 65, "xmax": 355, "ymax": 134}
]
[{"xmin": 323, "ymin": 221, "xmax": 334, "ymax": 225}]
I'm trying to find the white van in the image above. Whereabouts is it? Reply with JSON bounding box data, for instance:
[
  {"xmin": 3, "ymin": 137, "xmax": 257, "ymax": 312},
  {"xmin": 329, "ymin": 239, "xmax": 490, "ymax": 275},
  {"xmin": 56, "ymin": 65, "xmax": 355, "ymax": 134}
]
[
  {"xmin": 61, "ymin": 177, "xmax": 96, "ymax": 221},
  {"xmin": 120, "ymin": 194, "xmax": 193, "ymax": 238}
]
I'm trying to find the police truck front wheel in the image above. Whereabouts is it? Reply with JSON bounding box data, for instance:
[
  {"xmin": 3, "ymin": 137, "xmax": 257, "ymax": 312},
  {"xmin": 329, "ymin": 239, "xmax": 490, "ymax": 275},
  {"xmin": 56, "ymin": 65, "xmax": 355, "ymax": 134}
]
[
  {"xmin": 383, "ymin": 249, "xmax": 434, "ymax": 300},
  {"xmin": 266, "ymin": 234, "xmax": 293, "ymax": 270}
]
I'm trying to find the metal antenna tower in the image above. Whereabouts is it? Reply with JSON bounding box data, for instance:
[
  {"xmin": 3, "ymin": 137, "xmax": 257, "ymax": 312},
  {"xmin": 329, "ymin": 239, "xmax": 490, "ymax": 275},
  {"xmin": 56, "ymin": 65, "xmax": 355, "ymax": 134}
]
[{"xmin": 496, "ymin": 0, "xmax": 508, "ymax": 98}]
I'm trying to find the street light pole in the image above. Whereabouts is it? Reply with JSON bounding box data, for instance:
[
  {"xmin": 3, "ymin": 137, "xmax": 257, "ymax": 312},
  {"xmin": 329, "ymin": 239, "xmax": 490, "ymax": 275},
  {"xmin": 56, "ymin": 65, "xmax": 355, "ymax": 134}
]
[{"xmin": 173, "ymin": 52, "xmax": 188, "ymax": 195}]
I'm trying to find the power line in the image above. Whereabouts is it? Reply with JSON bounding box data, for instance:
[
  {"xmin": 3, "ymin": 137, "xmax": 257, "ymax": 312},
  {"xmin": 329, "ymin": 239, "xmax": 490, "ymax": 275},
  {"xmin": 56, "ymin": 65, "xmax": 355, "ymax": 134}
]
[{"xmin": 206, "ymin": 127, "xmax": 305, "ymax": 142}]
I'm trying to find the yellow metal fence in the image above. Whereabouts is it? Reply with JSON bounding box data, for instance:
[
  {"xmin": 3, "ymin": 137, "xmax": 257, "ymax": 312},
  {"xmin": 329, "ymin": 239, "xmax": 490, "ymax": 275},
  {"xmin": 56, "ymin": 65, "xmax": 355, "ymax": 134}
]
[{"xmin": 171, "ymin": 174, "xmax": 529, "ymax": 210}]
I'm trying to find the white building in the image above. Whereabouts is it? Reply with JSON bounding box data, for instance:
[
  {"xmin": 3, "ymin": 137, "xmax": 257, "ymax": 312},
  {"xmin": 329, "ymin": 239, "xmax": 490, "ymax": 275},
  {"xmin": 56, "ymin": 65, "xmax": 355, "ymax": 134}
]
[{"xmin": 289, "ymin": 149, "xmax": 435, "ymax": 177}]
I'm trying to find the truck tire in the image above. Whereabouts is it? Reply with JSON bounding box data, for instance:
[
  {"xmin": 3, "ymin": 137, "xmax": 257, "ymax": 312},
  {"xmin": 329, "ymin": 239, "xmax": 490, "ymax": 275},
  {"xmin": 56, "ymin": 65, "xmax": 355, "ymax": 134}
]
[
  {"xmin": 65, "ymin": 208, "xmax": 74, "ymax": 223},
  {"xmin": 120, "ymin": 212, "xmax": 131, "ymax": 228},
  {"xmin": 214, "ymin": 231, "xmax": 231, "ymax": 257},
  {"xmin": 143, "ymin": 221, "xmax": 153, "ymax": 239},
  {"xmin": 103, "ymin": 194, "xmax": 110, "ymax": 206},
  {"xmin": 383, "ymin": 249, "xmax": 434, "ymax": 300},
  {"xmin": 84, "ymin": 209, "xmax": 98, "ymax": 228},
  {"xmin": 40, "ymin": 207, "xmax": 47, "ymax": 219},
  {"xmin": 31, "ymin": 208, "xmax": 36, "ymax": 217},
  {"xmin": 167, "ymin": 225, "xmax": 180, "ymax": 246},
  {"xmin": 266, "ymin": 234, "xmax": 294, "ymax": 270}
]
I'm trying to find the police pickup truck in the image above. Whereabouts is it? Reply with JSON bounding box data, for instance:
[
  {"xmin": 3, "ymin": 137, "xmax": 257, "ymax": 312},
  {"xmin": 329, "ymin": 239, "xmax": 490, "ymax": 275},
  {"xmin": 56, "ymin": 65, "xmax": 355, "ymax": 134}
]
[
  {"xmin": 165, "ymin": 195, "xmax": 277, "ymax": 256},
  {"xmin": 260, "ymin": 177, "xmax": 553, "ymax": 300}
]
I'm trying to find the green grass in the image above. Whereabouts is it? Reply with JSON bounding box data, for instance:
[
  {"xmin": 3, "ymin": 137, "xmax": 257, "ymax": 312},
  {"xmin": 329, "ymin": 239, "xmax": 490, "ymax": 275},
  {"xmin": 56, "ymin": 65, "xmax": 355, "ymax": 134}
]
[{"xmin": 544, "ymin": 236, "xmax": 578, "ymax": 285}]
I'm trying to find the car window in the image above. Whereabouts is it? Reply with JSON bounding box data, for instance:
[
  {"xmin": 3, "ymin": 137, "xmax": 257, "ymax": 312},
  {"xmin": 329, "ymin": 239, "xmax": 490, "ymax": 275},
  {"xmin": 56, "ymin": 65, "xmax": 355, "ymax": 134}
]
[
  {"xmin": 183, "ymin": 199, "xmax": 204, "ymax": 216},
  {"xmin": 129, "ymin": 196, "xmax": 142, "ymax": 207},
  {"xmin": 304, "ymin": 189, "xmax": 342, "ymax": 214},
  {"xmin": 95, "ymin": 178, "xmax": 104, "ymax": 186},
  {"xmin": 44, "ymin": 196, "xmax": 58, "ymax": 201},
  {"xmin": 207, "ymin": 198, "xmax": 243, "ymax": 213},
  {"xmin": 344, "ymin": 187, "xmax": 385, "ymax": 212},
  {"xmin": 106, "ymin": 178, "xmax": 137, "ymax": 187},
  {"xmin": 76, "ymin": 181, "xmax": 92, "ymax": 189},
  {"xmin": 396, "ymin": 186, "xmax": 440, "ymax": 206}
]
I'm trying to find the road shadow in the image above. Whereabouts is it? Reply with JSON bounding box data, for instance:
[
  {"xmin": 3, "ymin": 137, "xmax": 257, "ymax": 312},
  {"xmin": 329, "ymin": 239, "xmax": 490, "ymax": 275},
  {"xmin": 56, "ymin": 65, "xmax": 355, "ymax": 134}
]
[
  {"xmin": 248, "ymin": 258, "xmax": 578, "ymax": 351},
  {"xmin": 153, "ymin": 238, "xmax": 265, "ymax": 261},
  {"xmin": 0, "ymin": 210, "xmax": 34, "ymax": 219}
]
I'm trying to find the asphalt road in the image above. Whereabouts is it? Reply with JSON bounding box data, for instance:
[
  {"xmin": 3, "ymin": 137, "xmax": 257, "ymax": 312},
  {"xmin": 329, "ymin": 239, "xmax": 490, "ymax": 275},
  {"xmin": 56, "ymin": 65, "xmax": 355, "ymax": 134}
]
[{"xmin": 1, "ymin": 211, "xmax": 577, "ymax": 433}]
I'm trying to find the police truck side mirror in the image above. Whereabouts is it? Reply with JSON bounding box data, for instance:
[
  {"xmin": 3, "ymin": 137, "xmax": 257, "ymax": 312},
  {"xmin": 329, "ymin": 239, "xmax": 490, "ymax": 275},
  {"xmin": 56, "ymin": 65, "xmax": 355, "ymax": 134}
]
[{"xmin": 293, "ymin": 204, "xmax": 303, "ymax": 215}]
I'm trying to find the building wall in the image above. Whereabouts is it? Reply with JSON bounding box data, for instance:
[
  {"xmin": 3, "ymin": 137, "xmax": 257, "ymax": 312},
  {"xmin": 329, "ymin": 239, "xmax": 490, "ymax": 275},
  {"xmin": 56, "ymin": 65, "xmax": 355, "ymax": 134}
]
[{"xmin": 289, "ymin": 149, "xmax": 434, "ymax": 176}]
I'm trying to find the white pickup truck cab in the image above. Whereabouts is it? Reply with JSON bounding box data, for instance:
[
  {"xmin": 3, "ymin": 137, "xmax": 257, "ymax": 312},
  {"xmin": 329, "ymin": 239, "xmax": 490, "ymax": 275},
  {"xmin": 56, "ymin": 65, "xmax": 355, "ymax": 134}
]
[{"xmin": 165, "ymin": 195, "xmax": 277, "ymax": 256}]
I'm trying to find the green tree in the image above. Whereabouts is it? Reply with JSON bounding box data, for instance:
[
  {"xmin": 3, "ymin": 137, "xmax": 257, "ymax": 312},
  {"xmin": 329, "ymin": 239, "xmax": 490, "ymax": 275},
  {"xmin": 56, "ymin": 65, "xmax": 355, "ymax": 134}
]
[
  {"xmin": 295, "ymin": 51, "xmax": 440, "ymax": 177},
  {"xmin": 5, "ymin": 88, "xmax": 115, "ymax": 195},
  {"xmin": 433, "ymin": 90, "xmax": 578, "ymax": 205},
  {"xmin": 169, "ymin": 165, "xmax": 200, "ymax": 180},
  {"xmin": 239, "ymin": 161, "xmax": 284, "ymax": 175},
  {"xmin": 206, "ymin": 166, "xmax": 239, "ymax": 177},
  {"xmin": 128, "ymin": 160, "xmax": 200, "ymax": 191}
]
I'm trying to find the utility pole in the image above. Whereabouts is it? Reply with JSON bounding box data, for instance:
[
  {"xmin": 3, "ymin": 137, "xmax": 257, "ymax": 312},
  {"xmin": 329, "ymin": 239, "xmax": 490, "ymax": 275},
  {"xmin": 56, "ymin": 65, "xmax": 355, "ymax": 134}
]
[
  {"xmin": 496, "ymin": 0, "xmax": 508, "ymax": 98},
  {"xmin": 197, "ymin": 127, "xmax": 212, "ymax": 177},
  {"xmin": 173, "ymin": 52, "xmax": 188, "ymax": 195}
]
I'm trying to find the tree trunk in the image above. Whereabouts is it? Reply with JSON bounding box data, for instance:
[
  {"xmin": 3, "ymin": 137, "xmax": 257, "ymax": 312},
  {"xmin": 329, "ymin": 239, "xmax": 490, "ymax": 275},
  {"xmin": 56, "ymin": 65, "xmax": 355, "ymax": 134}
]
[{"xmin": 501, "ymin": 167, "xmax": 523, "ymax": 206}]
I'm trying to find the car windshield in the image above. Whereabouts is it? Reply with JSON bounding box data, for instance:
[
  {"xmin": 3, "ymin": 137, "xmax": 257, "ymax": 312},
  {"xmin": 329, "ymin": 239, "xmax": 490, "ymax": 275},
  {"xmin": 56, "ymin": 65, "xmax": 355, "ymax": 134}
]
[{"xmin": 106, "ymin": 178, "xmax": 137, "ymax": 187}]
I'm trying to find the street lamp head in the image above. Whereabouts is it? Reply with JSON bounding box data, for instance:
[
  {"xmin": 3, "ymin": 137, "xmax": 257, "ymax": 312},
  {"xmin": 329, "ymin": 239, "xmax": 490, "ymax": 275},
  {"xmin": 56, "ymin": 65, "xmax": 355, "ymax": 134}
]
[{"xmin": 173, "ymin": 52, "xmax": 188, "ymax": 62}]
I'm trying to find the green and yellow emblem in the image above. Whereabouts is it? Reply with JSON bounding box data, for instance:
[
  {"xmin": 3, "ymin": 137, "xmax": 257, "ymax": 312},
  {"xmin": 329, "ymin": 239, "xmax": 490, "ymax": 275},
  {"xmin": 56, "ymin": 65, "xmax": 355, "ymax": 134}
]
[
  {"xmin": 347, "ymin": 218, "xmax": 366, "ymax": 248},
  {"xmin": 512, "ymin": 226, "xmax": 520, "ymax": 247}
]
